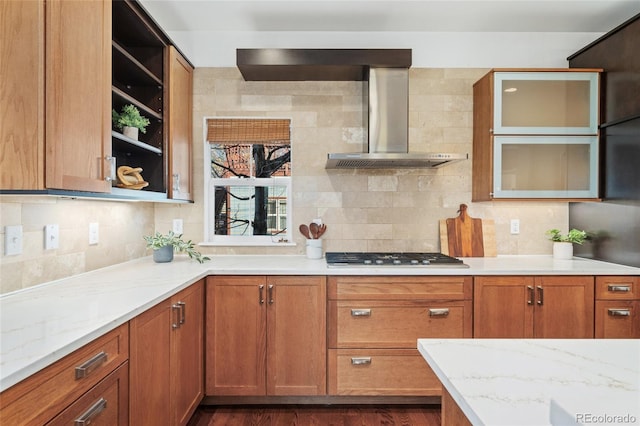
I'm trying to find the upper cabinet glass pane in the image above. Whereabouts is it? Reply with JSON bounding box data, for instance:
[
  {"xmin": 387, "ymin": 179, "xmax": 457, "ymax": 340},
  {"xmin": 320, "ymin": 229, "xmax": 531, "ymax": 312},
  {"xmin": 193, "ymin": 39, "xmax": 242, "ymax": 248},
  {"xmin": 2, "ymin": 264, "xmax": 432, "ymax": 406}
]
[{"xmin": 494, "ymin": 72, "xmax": 599, "ymax": 135}]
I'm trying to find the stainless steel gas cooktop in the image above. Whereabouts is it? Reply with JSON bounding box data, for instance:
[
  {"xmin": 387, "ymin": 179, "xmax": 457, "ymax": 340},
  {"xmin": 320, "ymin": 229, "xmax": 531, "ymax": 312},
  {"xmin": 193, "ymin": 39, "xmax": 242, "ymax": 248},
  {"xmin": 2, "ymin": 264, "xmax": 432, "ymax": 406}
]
[{"xmin": 325, "ymin": 252, "xmax": 469, "ymax": 268}]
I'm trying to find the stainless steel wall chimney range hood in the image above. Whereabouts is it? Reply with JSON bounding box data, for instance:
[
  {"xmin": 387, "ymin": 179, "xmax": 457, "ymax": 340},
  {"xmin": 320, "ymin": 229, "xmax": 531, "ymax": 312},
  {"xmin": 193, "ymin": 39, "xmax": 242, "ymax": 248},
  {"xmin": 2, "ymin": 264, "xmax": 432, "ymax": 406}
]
[{"xmin": 236, "ymin": 49, "xmax": 468, "ymax": 169}]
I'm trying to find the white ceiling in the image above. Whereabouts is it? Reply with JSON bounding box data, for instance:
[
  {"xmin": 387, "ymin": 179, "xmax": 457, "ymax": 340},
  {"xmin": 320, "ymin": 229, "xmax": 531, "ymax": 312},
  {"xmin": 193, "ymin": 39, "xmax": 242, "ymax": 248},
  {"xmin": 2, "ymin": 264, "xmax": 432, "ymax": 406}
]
[{"xmin": 137, "ymin": 0, "xmax": 640, "ymax": 67}]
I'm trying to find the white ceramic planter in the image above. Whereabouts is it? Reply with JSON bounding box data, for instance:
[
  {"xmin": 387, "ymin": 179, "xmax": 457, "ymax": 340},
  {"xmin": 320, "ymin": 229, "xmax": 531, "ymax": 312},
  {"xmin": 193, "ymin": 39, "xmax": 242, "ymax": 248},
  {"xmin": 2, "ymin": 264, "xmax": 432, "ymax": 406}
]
[
  {"xmin": 553, "ymin": 242, "xmax": 573, "ymax": 260},
  {"xmin": 123, "ymin": 126, "xmax": 139, "ymax": 141}
]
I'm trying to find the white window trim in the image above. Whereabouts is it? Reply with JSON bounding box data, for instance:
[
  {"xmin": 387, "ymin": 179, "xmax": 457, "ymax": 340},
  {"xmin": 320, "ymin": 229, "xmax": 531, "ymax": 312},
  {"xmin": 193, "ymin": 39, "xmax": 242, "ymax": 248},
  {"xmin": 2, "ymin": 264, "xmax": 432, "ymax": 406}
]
[{"xmin": 202, "ymin": 117, "xmax": 294, "ymax": 247}]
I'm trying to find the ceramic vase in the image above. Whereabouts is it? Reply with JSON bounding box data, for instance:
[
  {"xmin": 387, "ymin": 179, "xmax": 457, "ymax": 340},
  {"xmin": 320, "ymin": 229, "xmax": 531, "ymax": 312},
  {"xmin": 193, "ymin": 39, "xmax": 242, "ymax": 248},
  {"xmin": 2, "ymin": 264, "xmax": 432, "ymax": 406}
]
[
  {"xmin": 553, "ymin": 242, "xmax": 573, "ymax": 260},
  {"xmin": 153, "ymin": 245, "xmax": 174, "ymax": 263},
  {"xmin": 306, "ymin": 239, "xmax": 323, "ymax": 259}
]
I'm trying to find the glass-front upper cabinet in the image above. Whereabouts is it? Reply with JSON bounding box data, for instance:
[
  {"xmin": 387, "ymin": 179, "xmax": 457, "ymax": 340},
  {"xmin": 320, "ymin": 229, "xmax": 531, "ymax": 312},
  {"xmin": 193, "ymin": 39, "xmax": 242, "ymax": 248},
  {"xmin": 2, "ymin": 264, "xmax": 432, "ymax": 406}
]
[
  {"xmin": 493, "ymin": 136, "xmax": 598, "ymax": 198},
  {"xmin": 493, "ymin": 72, "xmax": 599, "ymax": 135}
]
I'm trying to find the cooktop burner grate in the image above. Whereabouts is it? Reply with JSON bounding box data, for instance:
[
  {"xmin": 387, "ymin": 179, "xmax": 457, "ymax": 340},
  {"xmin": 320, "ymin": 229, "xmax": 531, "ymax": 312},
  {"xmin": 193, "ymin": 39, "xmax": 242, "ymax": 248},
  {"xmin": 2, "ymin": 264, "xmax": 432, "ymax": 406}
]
[{"xmin": 325, "ymin": 252, "xmax": 469, "ymax": 268}]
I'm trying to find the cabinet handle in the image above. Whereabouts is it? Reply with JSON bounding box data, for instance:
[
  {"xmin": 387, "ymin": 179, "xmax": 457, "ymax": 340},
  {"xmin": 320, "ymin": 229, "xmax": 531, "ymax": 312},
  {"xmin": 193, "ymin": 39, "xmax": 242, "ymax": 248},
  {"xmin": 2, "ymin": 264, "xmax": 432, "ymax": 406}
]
[
  {"xmin": 74, "ymin": 397, "xmax": 107, "ymax": 425},
  {"xmin": 608, "ymin": 285, "xmax": 631, "ymax": 293},
  {"xmin": 351, "ymin": 357, "xmax": 372, "ymax": 365},
  {"xmin": 172, "ymin": 303, "xmax": 181, "ymax": 329},
  {"xmin": 536, "ymin": 286, "xmax": 544, "ymax": 305},
  {"xmin": 429, "ymin": 308, "xmax": 450, "ymax": 317},
  {"xmin": 259, "ymin": 285, "xmax": 265, "ymax": 304},
  {"xmin": 178, "ymin": 301, "xmax": 186, "ymax": 325},
  {"xmin": 351, "ymin": 309, "xmax": 371, "ymax": 317},
  {"xmin": 527, "ymin": 286, "xmax": 534, "ymax": 305},
  {"xmin": 268, "ymin": 285, "xmax": 274, "ymax": 304},
  {"xmin": 608, "ymin": 309, "xmax": 631, "ymax": 317},
  {"xmin": 105, "ymin": 156, "xmax": 116, "ymax": 182},
  {"xmin": 75, "ymin": 351, "xmax": 107, "ymax": 380}
]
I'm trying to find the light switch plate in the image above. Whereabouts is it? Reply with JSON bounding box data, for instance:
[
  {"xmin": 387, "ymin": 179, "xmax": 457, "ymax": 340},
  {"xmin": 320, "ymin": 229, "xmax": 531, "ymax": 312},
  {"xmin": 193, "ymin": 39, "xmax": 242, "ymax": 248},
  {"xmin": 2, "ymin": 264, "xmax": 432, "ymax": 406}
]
[
  {"xmin": 45, "ymin": 224, "xmax": 59, "ymax": 250},
  {"xmin": 5, "ymin": 225, "xmax": 23, "ymax": 256},
  {"xmin": 89, "ymin": 222, "xmax": 99, "ymax": 245}
]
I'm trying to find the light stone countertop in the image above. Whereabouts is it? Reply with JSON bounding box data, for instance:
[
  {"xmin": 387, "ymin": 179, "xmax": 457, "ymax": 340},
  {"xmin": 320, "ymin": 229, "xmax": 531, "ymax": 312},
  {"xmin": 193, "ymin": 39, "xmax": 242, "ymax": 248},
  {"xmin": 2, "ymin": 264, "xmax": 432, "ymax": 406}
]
[
  {"xmin": 1, "ymin": 254, "xmax": 639, "ymax": 392},
  {"xmin": 418, "ymin": 339, "xmax": 640, "ymax": 426}
]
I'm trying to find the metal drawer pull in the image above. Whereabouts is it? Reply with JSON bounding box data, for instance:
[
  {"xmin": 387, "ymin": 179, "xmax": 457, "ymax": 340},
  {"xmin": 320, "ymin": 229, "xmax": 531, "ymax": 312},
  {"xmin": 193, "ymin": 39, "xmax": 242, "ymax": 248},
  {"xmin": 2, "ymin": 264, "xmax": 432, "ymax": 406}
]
[
  {"xmin": 178, "ymin": 301, "xmax": 186, "ymax": 325},
  {"xmin": 351, "ymin": 357, "xmax": 372, "ymax": 365},
  {"xmin": 259, "ymin": 285, "xmax": 265, "ymax": 304},
  {"xmin": 74, "ymin": 397, "xmax": 107, "ymax": 425},
  {"xmin": 429, "ymin": 308, "xmax": 450, "ymax": 317},
  {"xmin": 75, "ymin": 351, "xmax": 107, "ymax": 380},
  {"xmin": 268, "ymin": 284, "xmax": 274, "ymax": 304},
  {"xmin": 537, "ymin": 286, "xmax": 544, "ymax": 306},
  {"xmin": 608, "ymin": 309, "xmax": 631, "ymax": 316},
  {"xmin": 527, "ymin": 286, "xmax": 534, "ymax": 305},
  {"xmin": 608, "ymin": 285, "xmax": 631, "ymax": 292},
  {"xmin": 351, "ymin": 309, "xmax": 371, "ymax": 317},
  {"xmin": 172, "ymin": 303, "xmax": 181, "ymax": 329}
]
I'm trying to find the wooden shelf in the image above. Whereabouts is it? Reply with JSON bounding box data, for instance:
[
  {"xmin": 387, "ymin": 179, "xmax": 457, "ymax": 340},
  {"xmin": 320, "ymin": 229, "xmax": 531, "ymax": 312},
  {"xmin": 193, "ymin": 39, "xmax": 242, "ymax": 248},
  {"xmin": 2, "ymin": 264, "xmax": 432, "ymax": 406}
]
[{"xmin": 112, "ymin": 131, "xmax": 162, "ymax": 155}]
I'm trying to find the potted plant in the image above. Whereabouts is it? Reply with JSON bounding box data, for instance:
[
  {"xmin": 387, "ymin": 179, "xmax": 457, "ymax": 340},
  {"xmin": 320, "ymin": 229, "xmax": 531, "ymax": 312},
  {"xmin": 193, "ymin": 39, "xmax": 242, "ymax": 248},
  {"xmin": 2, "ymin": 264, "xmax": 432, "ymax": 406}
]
[
  {"xmin": 545, "ymin": 228, "xmax": 587, "ymax": 260},
  {"xmin": 143, "ymin": 231, "xmax": 210, "ymax": 263},
  {"xmin": 112, "ymin": 104, "xmax": 151, "ymax": 141}
]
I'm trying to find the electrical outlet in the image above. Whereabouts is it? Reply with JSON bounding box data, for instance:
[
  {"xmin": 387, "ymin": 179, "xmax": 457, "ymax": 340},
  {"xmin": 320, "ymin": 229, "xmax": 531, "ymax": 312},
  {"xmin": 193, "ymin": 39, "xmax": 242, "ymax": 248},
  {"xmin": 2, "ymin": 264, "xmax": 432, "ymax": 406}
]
[
  {"xmin": 173, "ymin": 219, "xmax": 183, "ymax": 234},
  {"xmin": 89, "ymin": 222, "xmax": 99, "ymax": 245},
  {"xmin": 45, "ymin": 224, "xmax": 59, "ymax": 250},
  {"xmin": 510, "ymin": 219, "xmax": 520, "ymax": 235},
  {"xmin": 4, "ymin": 225, "xmax": 23, "ymax": 256}
]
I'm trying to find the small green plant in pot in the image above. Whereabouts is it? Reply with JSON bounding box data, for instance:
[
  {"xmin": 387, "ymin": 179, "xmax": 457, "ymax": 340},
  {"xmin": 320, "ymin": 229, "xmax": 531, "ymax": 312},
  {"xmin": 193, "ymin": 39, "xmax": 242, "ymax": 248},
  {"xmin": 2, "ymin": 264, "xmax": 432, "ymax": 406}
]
[
  {"xmin": 546, "ymin": 228, "xmax": 587, "ymax": 260},
  {"xmin": 112, "ymin": 104, "xmax": 151, "ymax": 140},
  {"xmin": 143, "ymin": 231, "xmax": 210, "ymax": 264}
]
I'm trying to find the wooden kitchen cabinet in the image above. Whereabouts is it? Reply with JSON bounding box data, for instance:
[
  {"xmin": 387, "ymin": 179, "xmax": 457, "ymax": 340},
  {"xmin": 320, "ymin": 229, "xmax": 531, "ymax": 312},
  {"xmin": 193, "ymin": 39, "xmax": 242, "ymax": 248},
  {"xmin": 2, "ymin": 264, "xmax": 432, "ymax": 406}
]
[
  {"xmin": 1, "ymin": 0, "xmax": 112, "ymax": 192},
  {"xmin": 129, "ymin": 280, "xmax": 204, "ymax": 426},
  {"xmin": 167, "ymin": 46, "xmax": 194, "ymax": 201},
  {"xmin": 473, "ymin": 276, "xmax": 595, "ymax": 338},
  {"xmin": 205, "ymin": 275, "xmax": 326, "ymax": 396},
  {"xmin": 0, "ymin": 324, "xmax": 129, "ymax": 426},
  {"xmin": 327, "ymin": 276, "xmax": 472, "ymax": 396},
  {"xmin": 472, "ymin": 69, "xmax": 601, "ymax": 201},
  {"xmin": 595, "ymin": 276, "xmax": 640, "ymax": 338}
]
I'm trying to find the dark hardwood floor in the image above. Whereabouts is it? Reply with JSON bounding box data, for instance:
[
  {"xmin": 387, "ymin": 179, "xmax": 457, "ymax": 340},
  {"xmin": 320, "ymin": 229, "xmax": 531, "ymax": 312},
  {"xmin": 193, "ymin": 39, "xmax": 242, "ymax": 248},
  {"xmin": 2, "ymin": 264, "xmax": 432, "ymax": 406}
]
[{"xmin": 187, "ymin": 405, "xmax": 442, "ymax": 426}]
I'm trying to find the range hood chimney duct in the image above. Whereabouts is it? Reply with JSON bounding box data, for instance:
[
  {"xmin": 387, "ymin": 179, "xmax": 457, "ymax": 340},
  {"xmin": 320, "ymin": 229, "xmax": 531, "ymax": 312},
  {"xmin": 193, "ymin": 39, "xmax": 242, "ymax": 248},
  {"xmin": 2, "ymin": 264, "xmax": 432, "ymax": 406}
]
[{"xmin": 326, "ymin": 67, "xmax": 467, "ymax": 169}]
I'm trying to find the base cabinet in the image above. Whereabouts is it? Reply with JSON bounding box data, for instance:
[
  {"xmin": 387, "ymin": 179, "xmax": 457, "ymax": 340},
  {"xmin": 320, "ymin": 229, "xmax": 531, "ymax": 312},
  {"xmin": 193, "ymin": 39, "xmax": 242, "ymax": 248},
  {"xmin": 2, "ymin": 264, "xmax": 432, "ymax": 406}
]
[
  {"xmin": 129, "ymin": 280, "xmax": 203, "ymax": 426},
  {"xmin": 473, "ymin": 276, "xmax": 595, "ymax": 338},
  {"xmin": 205, "ymin": 275, "xmax": 326, "ymax": 396},
  {"xmin": 595, "ymin": 276, "xmax": 640, "ymax": 338},
  {"xmin": 327, "ymin": 276, "xmax": 472, "ymax": 396}
]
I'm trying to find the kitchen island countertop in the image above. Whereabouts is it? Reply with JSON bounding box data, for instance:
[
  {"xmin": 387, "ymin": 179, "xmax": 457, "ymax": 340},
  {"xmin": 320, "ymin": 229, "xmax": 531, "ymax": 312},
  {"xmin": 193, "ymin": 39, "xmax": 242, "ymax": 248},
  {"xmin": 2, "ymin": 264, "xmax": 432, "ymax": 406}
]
[
  {"xmin": 418, "ymin": 339, "xmax": 640, "ymax": 425},
  {"xmin": 1, "ymin": 254, "xmax": 639, "ymax": 392}
]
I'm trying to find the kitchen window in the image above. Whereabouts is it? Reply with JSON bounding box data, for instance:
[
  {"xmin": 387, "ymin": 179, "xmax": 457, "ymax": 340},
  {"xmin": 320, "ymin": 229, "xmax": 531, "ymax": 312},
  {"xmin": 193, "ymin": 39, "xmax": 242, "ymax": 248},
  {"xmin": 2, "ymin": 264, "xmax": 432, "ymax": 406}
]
[{"xmin": 203, "ymin": 118, "xmax": 292, "ymax": 246}]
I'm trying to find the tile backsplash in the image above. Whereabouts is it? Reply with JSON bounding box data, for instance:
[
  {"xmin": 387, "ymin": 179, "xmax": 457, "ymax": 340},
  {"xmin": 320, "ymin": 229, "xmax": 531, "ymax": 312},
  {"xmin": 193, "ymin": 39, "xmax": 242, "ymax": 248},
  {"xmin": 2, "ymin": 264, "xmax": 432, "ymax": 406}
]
[{"xmin": 1, "ymin": 67, "xmax": 568, "ymax": 293}]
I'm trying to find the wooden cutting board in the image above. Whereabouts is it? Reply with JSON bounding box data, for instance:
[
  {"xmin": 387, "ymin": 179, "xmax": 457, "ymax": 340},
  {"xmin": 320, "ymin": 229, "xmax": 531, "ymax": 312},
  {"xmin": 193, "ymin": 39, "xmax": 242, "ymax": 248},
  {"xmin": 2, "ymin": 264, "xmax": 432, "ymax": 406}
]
[{"xmin": 439, "ymin": 204, "xmax": 496, "ymax": 257}]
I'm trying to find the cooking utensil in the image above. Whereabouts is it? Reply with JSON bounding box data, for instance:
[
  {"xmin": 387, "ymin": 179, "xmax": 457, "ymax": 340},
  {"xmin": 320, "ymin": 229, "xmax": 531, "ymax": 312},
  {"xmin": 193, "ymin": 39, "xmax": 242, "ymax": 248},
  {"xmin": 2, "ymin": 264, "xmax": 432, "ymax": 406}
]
[
  {"xmin": 309, "ymin": 222, "xmax": 319, "ymax": 239},
  {"xmin": 299, "ymin": 224, "xmax": 311, "ymax": 239},
  {"xmin": 439, "ymin": 204, "xmax": 496, "ymax": 257},
  {"xmin": 316, "ymin": 224, "xmax": 327, "ymax": 238}
]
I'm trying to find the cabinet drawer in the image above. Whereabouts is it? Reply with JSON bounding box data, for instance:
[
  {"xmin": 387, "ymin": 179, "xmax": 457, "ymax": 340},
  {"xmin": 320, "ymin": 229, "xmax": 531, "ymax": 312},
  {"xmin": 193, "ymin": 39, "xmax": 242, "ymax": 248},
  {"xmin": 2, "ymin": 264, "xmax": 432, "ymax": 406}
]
[
  {"xmin": 0, "ymin": 323, "xmax": 129, "ymax": 426},
  {"xmin": 595, "ymin": 300, "xmax": 640, "ymax": 338},
  {"xmin": 328, "ymin": 276, "xmax": 472, "ymax": 301},
  {"xmin": 47, "ymin": 362, "xmax": 129, "ymax": 426},
  {"xmin": 328, "ymin": 300, "xmax": 471, "ymax": 348},
  {"xmin": 328, "ymin": 349, "xmax": 441, "ymax": 396},
  {"xmin": 595, "ymin": 276, "xmax": 639, "ymax": 300}
]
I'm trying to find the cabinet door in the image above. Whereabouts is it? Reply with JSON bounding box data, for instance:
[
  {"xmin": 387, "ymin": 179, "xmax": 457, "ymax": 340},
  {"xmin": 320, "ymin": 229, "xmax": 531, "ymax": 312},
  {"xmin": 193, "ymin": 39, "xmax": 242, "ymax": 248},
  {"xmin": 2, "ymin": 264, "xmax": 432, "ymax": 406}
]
[
  {"xmin": 0, "ymin": 0, "xmax": 45, "ymax": 190},
  {"xmin": 473, "ymin": 276, "xmax": 535, "ymax": 338},
  {"xmin": 266, "ymin": 276, "xmax": 326, "ymax": 395},
  {"xmin": 167, "ymin": 46, "xmax": 193, "ymax": 201},
  {"xmin": 205, "ymin": 276, "xmax": 267, "ymax": 395},
  {"xmin": 533, "ymin": 276, "xmax": 594, "ymax": 338},
  {"xmin": 129, "ymin": 300, "xmax": 171, "ymax": 425},
  {"xmin": 172, "ymin": 281, "xmax": 204, "ymax": 425},
  {"xmin": 493, "ymin": 71, "xmax": 599, "ymax": 135},
  {"xmin": 45, "ymin": 0, "xmax": 111, "ymax": 192}
]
